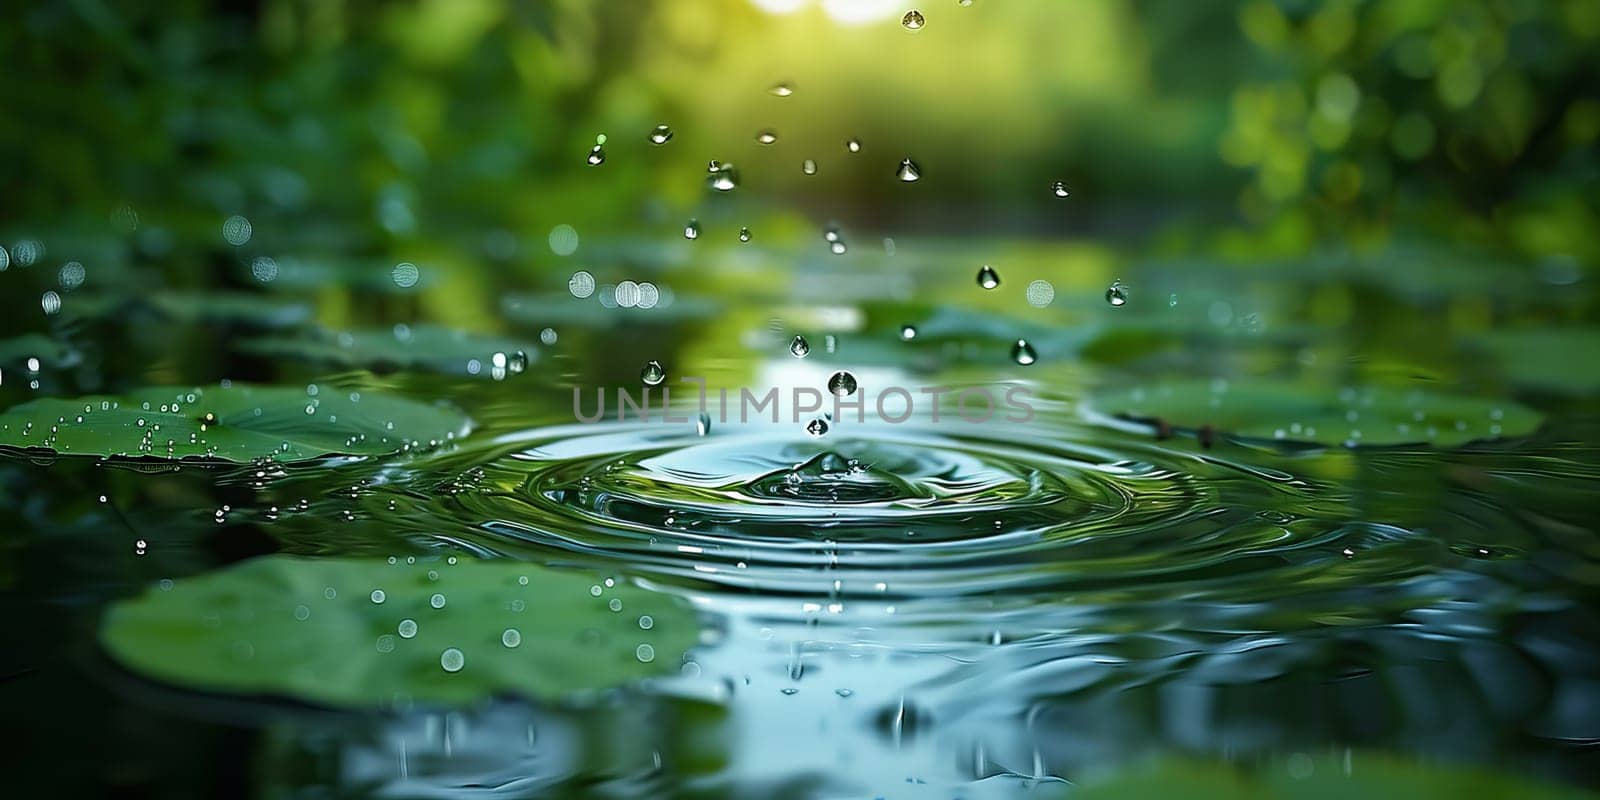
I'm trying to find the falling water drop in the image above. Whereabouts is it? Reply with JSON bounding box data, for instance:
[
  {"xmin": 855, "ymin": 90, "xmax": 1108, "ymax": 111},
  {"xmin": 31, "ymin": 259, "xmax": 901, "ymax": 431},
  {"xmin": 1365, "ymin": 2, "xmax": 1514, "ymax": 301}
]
[
  {"xmin": 696, "ymin": 412, "xmax": 712, "ymax": 436},
  {"xmin": 1051, "ymin": 181, "xmax": 1070, "ymax": 198},
  {"xmin": 739, "ymin": 226, "xmax": 752, "ymax": 243},
  {"xmin": 586, "ymin": 145, "xmax": 605, "ymax": 166},
  {"xmin": 895, "ymin": 158, "xmax": 922, "ymax": 182},
  {"xmin": 40, "ymin": 291, "xmax": 62, "ymax": 315},
  {"xmin": 828, "ymin": 371, "xmax": 858, "ymax": 397},
  {"xmin": 976, "ymin": 265, "xmax": 1000, "ymax": 289},
  {"xmin": 806, "ymin": 418, "xmax": 830, "ymax": 437},
  {"xmin": 846, "ymin": 138, "xmax": 862, "ymax": 153},
  {"xmin": 1011, "ymin": 339, "xmax": 1037, "ymax": 366},
  {"xmin": 1106, "ymin": 280, "xmax": 1129, "ymax": 307},
  {"xmin": 830, "ymin": 241, "xmax": 847, "ymax": 255},
  {"xmin": 900, "ymin": 325, "xmax": 918, "ymax": 341},
  {"xmin": 902, "ymin": 10, "xmax": 925, "ymax": 29},
  {"xmin": 707, "ymin": 163, "xmax": 738, "ymax": 192},
  {"xmin": 641, "ymin": 360, "xmax": 667, "ymax": 386},
  {"xmin": 802, "ymin": 158, "xmax": 817, "ymax": 175},
  {"xmin": 684, "ymin": 219, "xmax": 700, "ymax": 240},
  {"xmin": 648, "ymin": 125, "xmax": 673, "ymax": 145},
  {"xmin": 790, "ymin": 335, "xmax": 811, "ymax": 358}
]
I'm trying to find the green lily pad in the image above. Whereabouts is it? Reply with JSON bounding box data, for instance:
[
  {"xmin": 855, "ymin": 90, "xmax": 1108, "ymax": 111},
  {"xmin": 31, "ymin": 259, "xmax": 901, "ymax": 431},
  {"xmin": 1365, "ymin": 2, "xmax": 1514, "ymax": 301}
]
[
  {"xmin": 1089, "ymin": 378, "xmax": 1541, "ymax": 447},
  {"xmin": 239, "ymin": 325, "xmax": 540, "ymax": 376},
  {"xmin": 0, "ymin": 383, "xmax": 469, "ymax": 462},
  {"xmin": 148, "ymin": 290, "xmax": 313, "ymax": 328},
  {"xmin": 1471, "ymin": 327, "xmax": 1600, "ymax": 394},
  {"xmin": 1064, "ymin": 752, "xmax": 1590, "ymax": 800},
  {"xmin": 101, "ymin": 556, "xmax": 698, "ymax": 707}
]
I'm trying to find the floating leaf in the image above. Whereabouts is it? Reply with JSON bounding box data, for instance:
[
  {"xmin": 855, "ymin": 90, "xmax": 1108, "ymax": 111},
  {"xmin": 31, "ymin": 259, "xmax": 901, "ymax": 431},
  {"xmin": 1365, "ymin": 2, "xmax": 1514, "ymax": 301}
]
[
  {"xmin": 0, "ymin": 384, "xmax": 469, "ymax": 462},
  {"xmin": 101, "ymin": 556, "xmax": 698, "ymax": 707},
  {"xmin": 148, "ymin": 290, "xmax": 312, "ymax": 328},
  {"xmin": 1090, "ymin": 378, "xmax": 1540, "ymax": 447},
  {"xmin": 240, "ymin": 325, "xmax": 539, "ymax": 376}
]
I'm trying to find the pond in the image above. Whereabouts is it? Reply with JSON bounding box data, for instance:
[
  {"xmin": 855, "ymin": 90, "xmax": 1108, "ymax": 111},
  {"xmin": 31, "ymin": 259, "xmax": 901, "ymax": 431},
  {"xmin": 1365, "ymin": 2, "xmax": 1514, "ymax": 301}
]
[{"xmin": 2, "ymin": 3, "xmax": 1599, "ymax": 799}]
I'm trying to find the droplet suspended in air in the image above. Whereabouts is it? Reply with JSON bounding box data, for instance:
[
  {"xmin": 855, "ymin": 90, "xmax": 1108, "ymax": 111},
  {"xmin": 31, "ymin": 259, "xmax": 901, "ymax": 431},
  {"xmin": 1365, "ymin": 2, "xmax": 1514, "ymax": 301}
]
[
  {"xmin": 696, "ymin": 412, "xmax": 712, "ymax": 436},
  {"xmin": 440, "ymin": 647, "xmax": 465, "ymax": 672},
  {"xmin": 1051, "ymin": 181, "xmax": 1070, "ymax": 198},
  {"xmin": 846, "ymin": 138, "xmax": 862, "ymax": 153},
  {"xmin": 568, "ymin": 270, "xmax": 596, "ymax": 298},
  {"xmin": 902, "ymin": 10, "xmax": 925, "ymax": 30},
  {"xmin": 900, "ymin": 324, "xmax": 918, "ymax": 341},
  {"xmin": 976, "ymin": 265, "xmax": 1000, "ymax": 289},
  {"xmin": 828, "ymin": 371, "xmax": 858, "ymax": 397},
  {"xmin": 1026, "ymin": 279, "xmax": 1055, "ymax": 307},
  {"xmin": 790, "ymin": 335, "xmax": 811, "ymax": 358},
  {"xmin": 806, "ymin": 417, "xmax": 830, "ymax": 437},
  {"xmin": 802, "ymin": 158, "xmax": 817, "ymax": 175},
  {"xmin": 830, "ymin": 241, "xmax": 847, "ymax": 255},
  {"xmin": 1106, "ymin": 279, "xmax": 1128, "ymax": 307},
  {"xmin": 756, "ymin": 130, "xmax": 778, "ymax": 145},
  {"xmin": 824, "ymin": 226, "xmax": 840, "ymax": 243},
  {"xmin": 41, "ymin": 291, "xmax": 62, "ymax": 315},
  {"xmin": 641, "ymin": 360, "xmax": 666, "ymax": 386},
  {"xmin": 222, "ymin": 215, "xmax": 253, "ymax": 246},
  {"xmin": 684, "ymin": 219, "xmax": 700, "ymax": 240},
  {"xmin": 895, "ymin": 158, "xmax": 922, "ymax": 182},
  {"xmin": 391, "ymin": 261, "xmax": 420, "ymax": 288},
  {"xmin": 648, "ymin": 124, "xmax": 674, "ymax": 145},
  {"xmin": 1011, "ymin": 339, "xmax": 1037, "ymax": 365},
  {"xmin": 738, "ymin": 226, "xmax": 752, "ymax": 243},
  {"xmin": 251, "ymin": 256, "xmax": 278, "ymax": 283},
  {"xmin": 586, "ymin": 145, "xmax": 605, "ymax": 166},
  {"xmin": 769, "ymin": 82, "xmax": 794, "ymax": 97},
  {"xmin": 706, "ymin": 162, "xmax": 738, "ymax": 192}
]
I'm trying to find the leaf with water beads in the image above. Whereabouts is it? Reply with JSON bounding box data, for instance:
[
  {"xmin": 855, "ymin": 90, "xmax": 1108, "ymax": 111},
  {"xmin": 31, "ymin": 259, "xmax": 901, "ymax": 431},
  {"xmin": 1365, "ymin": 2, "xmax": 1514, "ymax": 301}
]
[
  {"xmin": 100, "ymin": 556, "xmax": 698, "ymax": 707},
  {"xmin": 1089, "ymin": 378, "xmax": 1541, "ymax": 448},
  {"xmin": 238, "ymin": 324, "xmax": 540, "ymax": 378},
  {"xmin": 0, "ymin": 384, "xmax": 470, "ymax": 463}
]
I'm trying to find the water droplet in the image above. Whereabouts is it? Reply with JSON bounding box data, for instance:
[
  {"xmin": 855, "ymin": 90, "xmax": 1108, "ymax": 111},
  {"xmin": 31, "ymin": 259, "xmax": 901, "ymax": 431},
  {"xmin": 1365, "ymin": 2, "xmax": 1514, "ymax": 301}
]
[
  {"xmin": 440, "ymin": 648, "xmax": 465, "ymax": 672},
  {"xmin": 586, "ymin": 145, "xmax": 605, "ymax": 166},
  {"xmin": 398, "ymin": 619, "xmax": 418, "ymax": 638},
  {"xmin": 790, "ymin": 335, "xmax": 811, "ymax": 358},
  {"xmin": 900, "ymin": 324, "xmax": 918, "ymax": 341},
  {"xmin": 502, "ymin": 628, "xmax": 522, "ymax": 648},
  {"xmin": 976, "ymin": 265, "xmax": 1000, "ymax": 289},
  {"xmin": 738, "ymin": 226, "xmax": 752, "ymax": 243},
  {"xmin": 40, "ymin": 291, "xmax": 62, "ymax": 315},
  {"xmin": 430, "ymin": 593, "xmax": 446, "ymax": 609},
  {"xmin": 902, "ymin": 10, "xmax": 925, "ymax": 29},
  {"xmin": 568, "ymin": 270, "xmax": 595, "ymax": 298},
  {"xmin": 895, "ymin": 158, "xmax": 922, "ymax": 182},
  {"xmin": 696, "ymin": 412, "xmax": 712, "ymax": 436},
  {"xmin": 1051, "ymin": 181, "xmax": 1070, "ymax": 198},
  {"xmin": 222, "ymin": 215, "xmax": 253, "ymax": 246},
  {"xmin": 1026, "ymin": 279, "xmax": 1055, "ymax": 307},
  {"xmin": 684, "ymin": 219, "xmax": 700, "ymax": 240},
  {"xmin": 828, "ymin": 371, "xmax": 858, "ymax": 397},
  {"xmin": 769, "ymin": 82, "xmax": 793, "ymax": 97},
  {"xmin": 549, "ymin": 223, "xmax": 580, "ymax": 255},
  {"xmin": 58, "ymin": 261, "xmax": 86, "ymax": 290},
  {"xmin": 370, "ymin": 589, "xmax": 386, "ymax": 604},
  {"xmin": 806, "ymin": 417, "xmax": 830, "ymax": 437},
  {"xmin": 756, "ymin": 129, "xmax": 778, "ymax": 145},
  {"xmin": 636, "ymin": 643, "xmax": 655, "ymax": 663},
  {"xmin": 830, "ymin": 241, "xmax": 847, "ymax": 255},
  {"xmin": 110, "ymin": 203, "xmax": 139, "ymax": 233},
  {"xmin": 641, "ymin": 360, "xmax": 666, "ymax": 385},
  {"xmin": 1106, "ymin": 279, "xmax": 1128, "ymax": 307},
  {"xmin": 802, "ymin": 158, "xmax": 817, "ymax": 175},
  {"xmin": 1011, "ymin": 339, "xmax": 1037, "ymax": 365},
  {"xmin": 846, "ymin": 138, "xmax": 862, "ymax": 153},
  {"xmin": 707, "ymin": 163, "xmax": 739, "ymax": 191},
  {"xmin": 648, "ymin": 124, "xmax": 673, "ymax": 145},
  {"xmin": 391, "ymin": 261, "xmax": 420, "ymax": 288}
]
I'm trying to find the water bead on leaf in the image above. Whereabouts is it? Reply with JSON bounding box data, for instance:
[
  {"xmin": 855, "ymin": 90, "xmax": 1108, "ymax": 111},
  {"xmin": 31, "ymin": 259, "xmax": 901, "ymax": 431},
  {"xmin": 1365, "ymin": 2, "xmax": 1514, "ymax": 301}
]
[
  {"xmin": 440, "ymin": 647, "xmax": 465, "ymax": 672},
  {"xmin": 769, "ymin": 82, "xmax": 793, "ymax": 97},
  {"xmin": 586, "ymin": 145, "xmax": 605, "ymax": 166},
  {"xmin": 802, "ymin": 159, "xmax": 817, "ymax": 175},
  {"xmin": 739, "ymin": 226, "xmax": 752, "ymax": 243},
  {"xmin": 756, "ymin": 130, "xmax": 778, "ymax": 145},
  {"xmin": 900, "ymin": 325, "xmax": 918, "ymax": 341},
  {"xmin": 846, "ymin": 138, "xmax": 862, "ymax": 153},
  {"xmin": 707, "ymin": 163, "xmax": 739, "ymax": 191},
  {"xmin": 976, "ymin": 265, "xmax": 1000, "ymax": 290},
  {"xmin": 684, "ymin": 219, "xmax": 700, "ymax": 240},
  {"xmin": 648, "ymin": 124, "xmax": 673, "ymax": 145}
]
